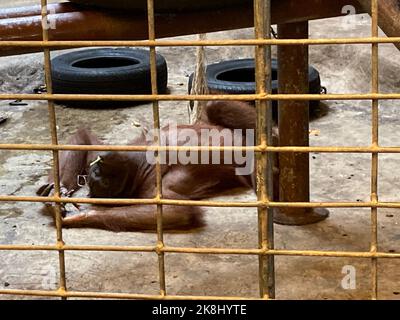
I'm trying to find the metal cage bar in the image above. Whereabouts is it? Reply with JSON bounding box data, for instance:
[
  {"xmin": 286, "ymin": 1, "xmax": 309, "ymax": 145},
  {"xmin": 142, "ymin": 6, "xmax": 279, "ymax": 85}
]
[
  {"xmin": 370, "ymin": 0, "xmax": 379, "ymax": 300},
  {"xmin": 0, "ymin": 0, "xmax": 398, "ymax": 300},
  {"xmin": 2, "ymin": 37, "xmax": 400, "ymax": 47},
  {"xmin": 7, "ymin": 144, "xmax": 400, "ymax": 153},
  {"xmin": 1, "ymin": 244, "xmax": 400, "ymax": 258},
  {"xmin": 6, "ymin": 196, "xmax": 400, "ymax": 209},
  {"xmin": 3, "ymin": 92, "xmax": 400, "ymax": 101},
  {"xmin": 146, "ymin": 0, "xmax": 167, "ymax": 298},
  {"xmin": 254, "ymin": 0, "xmax": 274, "ymax": 299},
  {"xmin": 39, "ymin": 0, "xmax": 67, "ymax": 300}
]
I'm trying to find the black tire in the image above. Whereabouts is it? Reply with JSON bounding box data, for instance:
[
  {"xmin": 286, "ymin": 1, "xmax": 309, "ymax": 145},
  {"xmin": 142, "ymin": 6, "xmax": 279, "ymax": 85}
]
[
  {"xmin": 188, "ymin": 58, "xmax": 322, "ymax": 118},
  {"xmin": 70, "ymin": 0, "xmax": 251, "ymax": 12},
  {"xmin": 51, "ymin": 48, "xmax": 168, "ymax": 107}
]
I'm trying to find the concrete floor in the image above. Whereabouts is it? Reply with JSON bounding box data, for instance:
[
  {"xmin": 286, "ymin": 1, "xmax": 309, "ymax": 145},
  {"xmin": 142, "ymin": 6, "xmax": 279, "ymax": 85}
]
[{"xmin": 1, "ymin": 2, "xmax": 400, "ymax": 300}]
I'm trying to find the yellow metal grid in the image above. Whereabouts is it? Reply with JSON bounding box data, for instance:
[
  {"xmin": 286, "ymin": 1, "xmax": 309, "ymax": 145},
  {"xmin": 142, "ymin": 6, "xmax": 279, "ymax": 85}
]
[{"xmin": 0, "ymin": 0, "xmax": 395, "ymax": 300}]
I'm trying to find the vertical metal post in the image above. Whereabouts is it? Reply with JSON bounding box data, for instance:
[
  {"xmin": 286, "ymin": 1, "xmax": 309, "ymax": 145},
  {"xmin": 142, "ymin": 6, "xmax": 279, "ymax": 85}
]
[
  {"xmin": 370, "ymin": 0, "xmax": 379, "ymax": 300},
  {"xmin": 147, "ymin": 0, "xmax": 166, "ymax": 297},
  {"xmin": 40, "ymin": 0, "xmax": 67, "ymax": 299},
  {"xmin": 254, "ymin": 0, "xmax": 275, "ymax": 299},
  {"xmin": 274, "ymin": 21, "xmax": 329, "ymax": 225}
]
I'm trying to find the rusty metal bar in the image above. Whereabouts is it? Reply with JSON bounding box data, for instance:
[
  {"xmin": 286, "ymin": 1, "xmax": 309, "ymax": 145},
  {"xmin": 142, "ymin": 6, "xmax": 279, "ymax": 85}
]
[
  {"xmin": 5, "ymin": 194, "xmax": 400, "ymax": 210},
  {"xmin": 1, "ymin": 244, "xmax": 400, "ymax": 258},
  {"xmin": 370, "ymin": 0, "xmax": 379, "ymax": 300},
  {"xmin": 40, "ymin": 0, "xmax": 67, "ymax": 300},
  {"xmin": 358, "ymin": 0, "xmax": 400, "ymax": 51},
  {"xmin": 5, "ymin": 143, "xmax": 400, "ymax": 153},
  {"xmin": 3, "ymin": 92, "xmax": 400, "ymax": 102},
  {"xmin": 275, "ymin": 21, "xmax": 329, "ymax": 225},
  {"xmin": 146, "ymin": 0, "xmax": 167, "ymax": 298},
  {"xmin": 0, "ymin": 288, "xmax": 254, "ymax": 300},
  {"xmin": 277, "ymin": 21, "xmax": 309, "ymax": 224},
  {"xmin": 254, "ymin": 0, "xmax": 275, "ymax": 299},
  {"xmin": 6, "ymin": 143, "xmax": 400, "ymax": 153},
  {"xmin": 4, "ymin": 37, "xmax": 400, "ymax": 49},
  {"xmin": 0, "ymin": 0, "xmax": 362, "ymax": 56}
]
